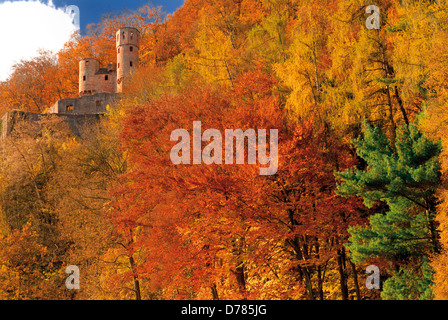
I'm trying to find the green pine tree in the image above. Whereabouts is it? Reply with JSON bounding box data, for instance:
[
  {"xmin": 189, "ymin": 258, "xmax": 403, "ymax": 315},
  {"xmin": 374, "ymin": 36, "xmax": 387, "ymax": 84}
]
[
  {"xmin": 381, "ymin": 258, "xmax": 434, "ymax": 300},
  {"xmin": 336, "ymin": 122, "xmax": 442, "ymax": 299}
]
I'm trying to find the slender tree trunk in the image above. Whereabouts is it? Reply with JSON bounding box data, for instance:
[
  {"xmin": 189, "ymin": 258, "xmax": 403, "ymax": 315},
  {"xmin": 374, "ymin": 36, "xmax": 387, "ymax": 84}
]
[
  {"xmin": 378, "ymin": 40, "xmax": 397, "ymax": 144},
  {"xmin": 224, "ymin": 60, "xmax": 234, "ymax": 87},
  {"xmin": 385, "ymin": 86, "xmax": 397, "ymax": 144},
  {"xmin": 302, "ymin": 266, "xmax": 315, "ymax": 300},
  {"xmin": 211, "ymin": 283, "xmax": 219, "ymax": 300},
  {"xmin": 291, "ymin": 238, "xmax": 314, "ymax": 300},
  {"xmin": 349, "ymin": 259, "xmax": 361, "ymax": 300},
  {"xmin": 287, "ymin": 207, "xmax": 316, "ymax": 300},
  {"xmin": 312, "ymin": 48, "xmax": 320, "ymax": 103},
  {"xmin": 315, "ymin": 240, "xmax": 324, "ymax": 300},
  {"xmin": 234, "ymin": 262, "xmax": 246, "ymax": 297},
  {"xmin": 336, "ymin": 248, "xmax": 348, "ymax": 300},
  {"xmin": 232, "ymin": 236, "xmax": 247, "ymax": 298},
  {"xmin": 394, "ymin": 86, "xmax": 409, "ymax": 125},
  {"xmin": 427, "ymin": 210, "xmax": 440, "ymax": 254},
  {"xmin": 317, "ymin": 265, "xmax": 324, "ymax": 300},
  {"xmin": 301, "ymin": 235, "xmax": 315, "ymax": 300},
  {"xmin": 129, "ymin": 255, "xmax": 141, "ymax": 300}
]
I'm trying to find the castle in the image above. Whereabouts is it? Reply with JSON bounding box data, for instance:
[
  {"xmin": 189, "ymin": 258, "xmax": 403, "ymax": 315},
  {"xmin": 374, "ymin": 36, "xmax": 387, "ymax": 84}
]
[
  {"xmin": 1, "ymin": 27, "xmax": 140, "ymax": 138},
  {"xmin": 48, "ymin": 27, "xmax": 140, "ymax": 114}
]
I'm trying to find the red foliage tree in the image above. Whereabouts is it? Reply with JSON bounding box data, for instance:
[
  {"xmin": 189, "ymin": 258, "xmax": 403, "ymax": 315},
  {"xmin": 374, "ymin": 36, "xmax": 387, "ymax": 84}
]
[{"xmin": 112, "ymin": 68, "xmax": 365, "ymax": 299}]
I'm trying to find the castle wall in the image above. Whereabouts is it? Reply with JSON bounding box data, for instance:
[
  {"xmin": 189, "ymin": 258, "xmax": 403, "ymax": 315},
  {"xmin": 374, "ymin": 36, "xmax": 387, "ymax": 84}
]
[
  {"xmin": 1, "ymin": 110, "xmax": 40, "ymax": 139},
  {"xmin": 94, "ymin": 71, "xmax": 117, "ymax": 94},
  {"xmin": 1, "ymin": 110, "xmax": 102, "ymax": 139},
  {"xmin": 48, "ymin": 93, "xmax": 121, "ymax": 115}
]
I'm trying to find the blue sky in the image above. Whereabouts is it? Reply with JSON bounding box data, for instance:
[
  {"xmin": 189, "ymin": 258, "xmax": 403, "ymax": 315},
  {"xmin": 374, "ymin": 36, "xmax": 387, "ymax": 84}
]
[
  {"xmin": 52, "ymin": 0, "xmax": 185, "ymax": 33},
  {"xmin": 0, "ymin": 0, "xmax": 185, "ymax": 80}
]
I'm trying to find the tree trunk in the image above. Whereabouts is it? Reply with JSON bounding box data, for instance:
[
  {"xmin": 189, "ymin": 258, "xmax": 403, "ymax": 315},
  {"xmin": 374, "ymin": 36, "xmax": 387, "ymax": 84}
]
[
  {"xmin": 427, "ymin": 210, "xmax": 440, "ymax": 254},
  {"xmin": 394, "ymin": 86, "xmax": 409, "ymax": 125},
  {"xmin": 232, "ymin": 236, "xmax": 247, "ymax": 298},
  {"xmin": 378, "ymin": 40, "xmax": 397, "ymax": 144},
  {"xmin": 385, "ymin": 86, "xmax": 397, "ymax": 145},
  {"xmin": 315, "ymin": 240, "xmax": 324, "ymax": 300},
  {"xmin": 336, "ymin": 248, "xmax": 348, "ymax": 300},
  {"xmin": 301, "ymin": 266, "xmax": 315, "ymax": 300},
  {"xmin": 234, "ymin": 262, "xmax": 247, "ymax": 297},
  {"xmin": 129, "ymin": 255, "xmax": 141, "ymax": 300},
  {"xmin": 349, "ymin": 259, "xmax": 361, "ymax": 300},
  {"xmin": 211, "ymin": 283, "xmax": 219, "ymax": 300},
  {"xmin": 317, "ymin": 265, "xmax": 324, "ymax": 300}
]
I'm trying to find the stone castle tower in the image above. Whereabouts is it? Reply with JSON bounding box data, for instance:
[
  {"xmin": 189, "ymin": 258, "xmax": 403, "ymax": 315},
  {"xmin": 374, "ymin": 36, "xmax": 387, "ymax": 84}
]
[
  {"xmin": 79, "ymin": 58, "xmax": 116, "ymax": 96},
  {"xmin": 116, "ymin": 27, "xmax": 140, "ymax": 93},
  {"xmin": 78, "ymin": 27, "xmax": 140, "ymax": 96}
]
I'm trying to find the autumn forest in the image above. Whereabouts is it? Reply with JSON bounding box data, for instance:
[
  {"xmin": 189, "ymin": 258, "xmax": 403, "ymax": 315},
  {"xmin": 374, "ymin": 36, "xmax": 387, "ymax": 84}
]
[{"xmin": 1, "ymin": 0, "xmax": 448, "ymax": 301}]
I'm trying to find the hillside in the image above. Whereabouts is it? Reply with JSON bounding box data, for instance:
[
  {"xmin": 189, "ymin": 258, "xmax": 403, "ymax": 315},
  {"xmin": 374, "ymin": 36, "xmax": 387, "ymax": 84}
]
[{"xmin": 0, "ymin": 0, "xmax": 448, "ymax": 301}]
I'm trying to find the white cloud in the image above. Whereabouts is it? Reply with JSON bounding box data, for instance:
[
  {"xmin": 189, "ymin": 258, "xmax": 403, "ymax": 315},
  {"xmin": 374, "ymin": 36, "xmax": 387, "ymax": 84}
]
[{"xmin": 0, "ymin": 0, "xmax": 78, "ymax": 81}]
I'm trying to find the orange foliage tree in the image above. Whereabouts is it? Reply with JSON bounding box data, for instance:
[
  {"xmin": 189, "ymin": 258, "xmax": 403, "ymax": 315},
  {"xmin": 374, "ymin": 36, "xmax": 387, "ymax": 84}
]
[{"xmin": 111, "ymin": 68, "xmax": 365, "ymax": 300}]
